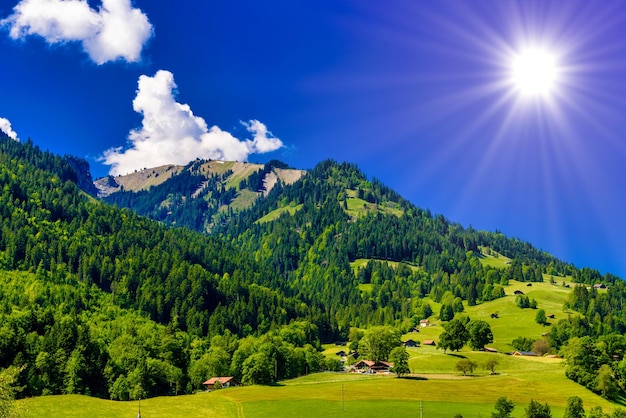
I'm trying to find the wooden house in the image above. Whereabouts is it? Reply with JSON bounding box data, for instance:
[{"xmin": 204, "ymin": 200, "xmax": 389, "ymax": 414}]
[
  {"xmin": 203, "ymin": 376, "xmax": 240, "ymax": 391},
  {"xmin": 402, "ymin": 339, "xmax": 419, "ymax": 348}
]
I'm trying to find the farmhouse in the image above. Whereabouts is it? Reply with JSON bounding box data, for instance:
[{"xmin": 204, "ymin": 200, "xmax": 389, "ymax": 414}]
[
  {"xmin": 420, "ymin": 319, "xmax": 431, "ymax": 327},
  {"xmin": 594, "ymin": 283, "xmax": 607, "ymax": 289},
  {"xmin": 402, "ymin": 339, "xmax": 419, "ymax": 348},
  {"xmin": 353, "ymin": 360, "xmax": 393, "ymax": 374},
  {"xmin": 484, "ymin": 347, "xmax": 498, "ymax": 353},
  {"xmin": 203, "ymin": 376, "xmax": 240, "ymax": 391},
  {"xmin": 422, "ymin": 340, "xmax": 436, "ymax": 346}
]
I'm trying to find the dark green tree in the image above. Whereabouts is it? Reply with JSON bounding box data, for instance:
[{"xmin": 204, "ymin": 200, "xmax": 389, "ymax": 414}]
[
  {"xmin": 358, "ymin": 326, "xmax": 400, "ymax": 362},
  {"xmin": 525, "ymin": 399, "xmax": 552, "ymax": 418},
  {"xmin": 535, "ymin": 309, "xmax": 547, "ymax": 325},
  {"xmin": 492, "ymin": 397, "xmax": 515, "ymax": 418},
  {"xmin": 241, "ymin": 352, "xmax": 273, "ymax": 385},
  {"xmin": 389, "ymin": 346, "xmax": 410, "ymax": 377},
  {"xmin": 588, "ymin": 406, "xmax": 608, "ymax": 418},
  {"xmin": 439, "ymin": 304, "xmax": 455, "ymax": 321},
  {"xmin": 468, "ymin": 320, "xmax": 494, "ymax": 350},
  {"xmin": 563, "ymin": 396, "xmax": 585, "ymax": 418},
  {"xmin": 512, "ymin": 336, "xmax": 534, "ymax": 352},
  {"xmin": 438, "ymin": 319, "xmax": 469, "ymax": 353}
]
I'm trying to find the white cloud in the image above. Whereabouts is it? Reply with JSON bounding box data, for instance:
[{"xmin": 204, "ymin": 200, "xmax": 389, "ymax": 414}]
[
  {"xmin": 1, "ymin": 0, "xmax": 153, "ymax": 64},
  {"xmin": 0, "ymin": 117, "xmax": 19, "ymax": 141},
  {"xmin": 101, "ymin": 70, "xmax": 284, "ymax": 176}
]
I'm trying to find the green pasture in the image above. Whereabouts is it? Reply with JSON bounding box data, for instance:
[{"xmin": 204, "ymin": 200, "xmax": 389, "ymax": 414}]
[
  {"xmin": 18, "ymin": 259, "xmax": 607, "ymax": 418},
  {"xmin": 256, "ymin": 203, "xmax": 304, "ymax": 224},
  {"xmin": 344, "ymin": 189, "xmax": 404, "ymax": 219},
  {"xmin": 351, "ymin": 258, "xmax": 422, "ymax": 273},
  {"xmin": 20, "ymin": 367, "xmax": 618, "ymax": 418},
  {"xmin": 477, "ymin": 247, "xmax": 512, "ymax": 269}
]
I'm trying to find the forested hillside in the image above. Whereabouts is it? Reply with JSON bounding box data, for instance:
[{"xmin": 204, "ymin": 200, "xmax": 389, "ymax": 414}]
[
  {"xmin": 0, "ymin": 136, "xmax": 326, "ymax": 399},
  {"xmin": 2, "ymin": 134, "xmax": 626, "ymax": 401}
]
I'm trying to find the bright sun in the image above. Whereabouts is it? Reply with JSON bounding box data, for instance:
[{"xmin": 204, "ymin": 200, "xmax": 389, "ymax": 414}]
[{"xmin": 510, "ymin": 48, "xmax": 559, "ymax": 98}]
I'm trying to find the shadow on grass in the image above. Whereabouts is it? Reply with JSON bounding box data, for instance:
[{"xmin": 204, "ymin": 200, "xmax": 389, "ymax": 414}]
[
  {"xmin": 399, "ymin": 376, "xmax": 428, "ymax": 381},
  {"xmin": 269, "ymin": 382, "xmax": 285, "ymax": 387},
  {"xmin": 446, "ymin": 353, "xmax": 467, "ymax": 359},
  {"xmin": 608, "ymin": 393, "xmax": 626, "ymax": 406}
]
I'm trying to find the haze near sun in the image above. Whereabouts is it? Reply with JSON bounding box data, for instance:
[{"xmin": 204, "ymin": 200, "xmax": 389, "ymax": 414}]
[{"xmin": 510, "ymin": 48, "xmax": 560, "ymax": 98}]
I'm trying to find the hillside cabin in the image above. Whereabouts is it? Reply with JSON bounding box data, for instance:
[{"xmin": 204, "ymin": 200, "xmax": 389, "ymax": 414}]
[
  {"xmin": 513, "ymin": 290, "xmax": 524, "ymax": 295},
  {"xmin": 594, "ymin": 283, "xmax": 607, "ymax": 289},
  {"xmin": 547, "ymin": 314, "xmax": 555, "ymax": 319},
  {"xmin": 420, "ymin": 319, "xmax": 431, "ymax": 328},
  {"xmin": 335, "ymin": 350, "xmax": 347, "ymax": 357},
  {"xmin": 353, "ymin": 360, "xmax": 393, "ymax": 374},
  {"xmin": 334, "ymin": 341, "xmax": 347, "ymax": 346},
  {"xmin": 513, "ymin": 351, "xmax": 537, "ymax": 357},
  {"xmin": 403, "ymin": 339, "xmax": 419, "ymax": 348},
  {"xmin": 203, "ymin": 376, "xmax": 240, "ymax": 391},
  {"xmin": 484, "ymin": 347, "xmax": 498, "ymax": 353},
  {"xmin": 422, "ymin": 340, "xmax": 436, "ymax": 346}
]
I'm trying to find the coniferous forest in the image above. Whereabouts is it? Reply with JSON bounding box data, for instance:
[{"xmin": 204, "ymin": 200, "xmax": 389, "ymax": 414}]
[{"xmin": 2, "ymin": 134, "xmax": 626, "ymax": 401}]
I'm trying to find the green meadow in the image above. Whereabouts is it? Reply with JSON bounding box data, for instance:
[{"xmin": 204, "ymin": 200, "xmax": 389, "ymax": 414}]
[
  {"xmin": 20, "ymin": 364, "xmax": 618, "ymax": 418},
  {"xmin": 17, "ymin": 274, "xmax": 619, "ymax": 417}
]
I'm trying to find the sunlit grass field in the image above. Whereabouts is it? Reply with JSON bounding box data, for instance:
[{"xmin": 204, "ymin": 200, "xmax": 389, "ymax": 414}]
[
  {"xmin": 21, "ymin": 365, "xmax": 618, "ymax": 418},
  {"xmin": 18, "ymin": 264, "xmax": 615, "ymax": 417}
]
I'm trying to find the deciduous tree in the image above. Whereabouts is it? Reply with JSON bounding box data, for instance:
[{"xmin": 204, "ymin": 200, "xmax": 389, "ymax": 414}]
[
  {"xmin": 484, "ymin": 358, "xmax": 499, "ymax": 375},
  {"xmin": 389, "ymin": 346, "xmax": 410, "ymax": 377},
  {"xmin": 468, "ymin": 320, "xmax": 493, "ymax": 350},
  {"xmin": 455, "ymin": 359, "xmax": 477, "ymax": 376},
  {"xmin": 438, "ymin": 319, "xmax": 469, "ymax": 353}
]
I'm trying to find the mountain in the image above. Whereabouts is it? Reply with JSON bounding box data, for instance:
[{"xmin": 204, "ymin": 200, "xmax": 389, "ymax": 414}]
[
  {"xmin": 2, "ymin": 134, "xmax": 626, "ymax": 401},
  {"xmin": 96, "ymin": 159, "xmax": 305, "ymax": 231}
]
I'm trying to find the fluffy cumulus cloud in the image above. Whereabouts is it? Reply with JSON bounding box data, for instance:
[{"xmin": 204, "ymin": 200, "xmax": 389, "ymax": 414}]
[
  {"xmin": 0, "ymin": 117, "xmax": 19, "ymax": 141},
  {"xmin": 1, "ymin": 0, "xmax": 153, "ymax": 64},
  {"xmin": 101, "ymin": 70, "xmax": 284, "ymax": 175}
]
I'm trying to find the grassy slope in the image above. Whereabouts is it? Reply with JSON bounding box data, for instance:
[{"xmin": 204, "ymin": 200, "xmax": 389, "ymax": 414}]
[
  {"xmin": 345, "ymin": 190, "xmax": 403, "ymax": 219},
  {"xmin": 21, "ymin": 366, "xmax": 617, "ymax": 418},
  {"xmin": 256, "ymin": 203, "xmax": 304, "ymax": 224},
  {"xmin": 17, "ymin": 259, "xmax": 611, "ymax": 417}
]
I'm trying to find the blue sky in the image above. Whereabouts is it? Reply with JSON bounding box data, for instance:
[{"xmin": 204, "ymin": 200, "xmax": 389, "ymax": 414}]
[{"xmin": 1, "ymin": 0, "xmax": 625, "ymax": 278}]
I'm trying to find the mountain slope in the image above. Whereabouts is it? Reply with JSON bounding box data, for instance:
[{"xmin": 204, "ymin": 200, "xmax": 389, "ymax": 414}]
[
  {"xmin": 3, "ymin": 134, "xmax": 626, "ymax": 401},
  {"xmin": 0, "ymin": 136, "xmax": 325, "ymax": 398},
  {"xmin": 96, "ymin": 159, "xmax": 305, "ymax": 231}
]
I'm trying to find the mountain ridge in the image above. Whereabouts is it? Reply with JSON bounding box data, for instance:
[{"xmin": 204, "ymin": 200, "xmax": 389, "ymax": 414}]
[{"xmin": 2, "ymin": 134, "xmax": 625, "ymax": 401}]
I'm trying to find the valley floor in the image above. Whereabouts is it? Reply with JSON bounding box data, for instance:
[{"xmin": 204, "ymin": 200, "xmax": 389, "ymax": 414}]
[{"xmin": 20, "ymin": 355, "xmax": 619, "ymax": 418}]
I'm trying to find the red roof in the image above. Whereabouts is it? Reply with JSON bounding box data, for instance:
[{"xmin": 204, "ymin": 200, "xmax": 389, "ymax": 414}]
[{"xmin": 203, "ymin": 376, "xmax": 236, "ymax": 386}]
